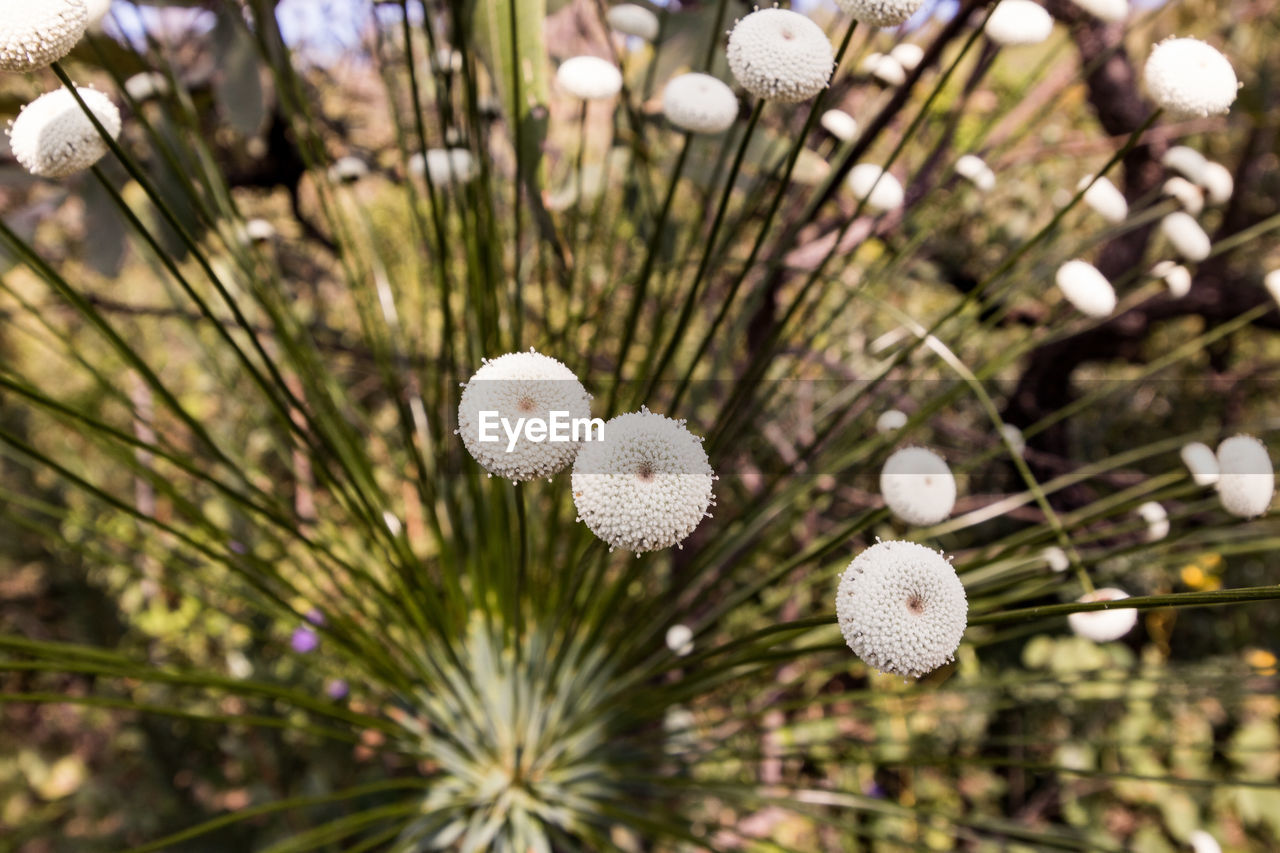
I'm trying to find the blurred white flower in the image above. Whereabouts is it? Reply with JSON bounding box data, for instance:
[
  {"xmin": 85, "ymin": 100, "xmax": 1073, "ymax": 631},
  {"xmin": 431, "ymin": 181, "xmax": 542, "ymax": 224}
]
[
  {"xmin": 847, "ymin": 163, "xmax": 904, "ymax": 212},
  {"xmin": 409, "ymin": 148, "xmax": 477, "ymax": 186},
  {"xmin": 329, "ymin": 155, "xmax": 369, "ymax": 184},
  {"xmin": 868, "ymin": 54, "xmax": 907, "ymax": 86},
  {"xmin": 1151, "ymin": 260, "xmax": 1191, "ymax": 298},
  {"xmin": 432, "ymin": 47, "xmax": 462, "ymax": 73},
  {"xmin": 1043, "ymin": 546, "xmax": 1070, "ymax": 572},
  {"xmin": 85, "ymin": 0, "xmax": 112, "ymax": 29},
  {"xmin": 876, "ymin": 409, "xmax": 908, "ymax": 434},
  {"xmin": 1199, "ymin": 161, "xmax": 1233, "ymax": 205},
  {"xmin": 984, "ymin": 0, "xmax": 1054, "ymax": 47},
  {"xmin": 1000, "ymin": 423, "xmax": 1026, "ymax": 456},
  {"xmin": 124, "ymin": 71, "xmax": 169, "ymax": 103},
  {"xmin": 880, "ymin": 446, "xmax": 956, "ymax": 526},
  {"xmin": 1189, "ymin": 830, "xmax": 1222, "ymax": 853},
  {"xmin": 836, "ymin": 0, "xmax": 925, "ymax": 27},
  {"xmin": 1161, "ymin": 145, "xmax": 1207, "ymax": 183},
  {"xmin": 1055, "ymin": 260, "xmax": 1117, "ymax": 318},
  {"xmin": 1180, "ymin": 441, "xmax": 1219, "ymax": 486},
  {"xmin": 665, "ymin": 624, "xmax": 694, "ymax": 656},
  {"xmin": 1069, "ymin": 0, "xmax": 1127, "ymax": 22},
  {"xmin": 607, "ymin": 3, "xmax": 661, "ymax": 41},
  {"xmin": 0, "ymin": 0, "xmax": 87, "ymax": 71},
  {"xmin": 1144, "ymin": 38, "xmax": 1238, "ymax": 118},
  {"xmin": 890, "ymin": 43, "xmax": 924, "ymax": 72},
  {"xmin": 1137, "ymin": 501, "xmax": 1169, "ymax": 542},
  {"xmin": 8, "ymin": 86, "xmax": 120, "ymax": 179},
  {"xmin": 955, "ymin": 154, "xmax": 996, "ymax": 192},
  {"xmin": 244, "ymin": 218, "xmax": 276, "ymax": 244},
  {"xmin": 1162, "ymin": 177, "xmax": 1203, "ymax": 215},
  {"xmin": 661, "ymin": 72, "xmax": 738, "ymax": 134},
  {"xmin": 1068, "ymin": 588, "xmax": 1138, "ymax": 643},
  {"xmin": 1078, "ymin": 174, "xmax": 1128, "ymax": 223},
  {"xmin": 556, "ymin": 55, "xmax": 624, "ymax": 100},
  {"xmin": 727, "ymin": 8, "xmax": 833, "ymax": 103},
  {"xmin": 1216, "ymin": 435, "xmax": 1274, "ymax": 518},
  {"xmin": 1161, "ymin": 211, "xmax": 1211, "ymax": 262},
  {"xmin": 1265, "ymin": 269, "xmax": 1280, "ymax": 307},
  {"xmin": 820, "ymin": 108, "xmax": 858, "ymax": 142}
]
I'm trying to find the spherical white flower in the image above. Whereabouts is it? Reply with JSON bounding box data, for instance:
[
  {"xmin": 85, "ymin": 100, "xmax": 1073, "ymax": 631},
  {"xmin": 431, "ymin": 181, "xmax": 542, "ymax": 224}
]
[
  {"xmin": 244, "ymin": 218, "xmax": 276, "ymax": 243},
  {"xmin": 1180, "ymin": 441, "xmax": 1219, "ymax": 486},
  {"xmin": 1137, "ymin": 500, "xmax": 1169, "ymax": 542},
  {"xmin": 984, "ymin": 1, "xmax": 1054, "ymax": 47},
  {"xmin": 556, "ymin": 55, "xmax": 623, "ymax": 100},
  {"xmin": 1162, "ymin": 176, "xmax": 1203, "ymax": 215},
  {"xmin": 1068, "ymin": 588, "xmax": 1138, "ymax": 643},
  {"xmin": 571, "ymin": 408, "xmax": 716, "ymax": 553},
  {"xmin": 1078, "ymin": 174, "xmax": 1128, "ymax": 223},
  {"xmin": 848, "ymin": 163, "xmax": 904, "ymax": 212},
  {"xmin": 955, "ymin": 154, "xmax": 996, "ymax": 191},
  {"xmin": 665, "ymin": 624, "xmax": 694, "ymax": 656},
  {"xmin": 880, "ymin": 446, "xmax": 956, "ymax": 526},
  {"xmin": 1162, "ymin": 145, "xmax": 1207, "ymax": 183},
  {"xmin": 1189, "ymin": 830, "xmax": 1222, "ymax": 853},
  {"xmin": 1144, "ymin": 38, "xmax": 1238, "ymax": 119},
  {"xmin": 835, "ymin": 0, "xmax": 925, "ymax": 27},
  {"xmin": 1069, "ymin": 0, "xmax": 1127, "ymax": 22},
  {"xmin": 329, "ymin": 155, "xmax": 369, "ymax": 184},
  {"xmin": 726, "ymin": 8, "xmax": 833, "ymax": 103},
  {"xmin": 7, "ymin": 86, "xmax": 120, "ymax": 179},
  {"xmin": 821, "ymin": 108, "xmax": 858, "ymax": 142},
  {"xmin": 124, "ymin": 71, "xmax": 169, "ymax": 102},
  {"xmin": 0, "ymin": 0, "xmax": 87, "ymax": 72},
  {"xmin": 868, "ymin": 54, "xmax": 907, "ymax": 86},
  {"xmin": 85, "ymin": 0, "xmax": 112, "ymax": 28},
  {"xmin": 1216, "ymin": 435, "xmax": 1274, "ymax": 518},
  {"xmin": 876, "ymin": 409, "xmax": 908, "ymax": 434},
  {"xmin": 836, "ymin": 540, "xmax": 968, "ymax": 678},
  {"xmin": 1161, "ymin": 211, "xmax": 1211, "ymax": 262},
  {"xmin": 890, "ymin": 43, "xmax": 924, "ymax": 72},
  {"xmin": 457, "ymin": 350, "xmax": 593, "ymax": 482},
  {"xmin": 1043, "ymin": 546, "xmax": 1070, "ymax": 572},
  {"xmin": 661, "ymin": 73, "xmax": 739, "ymax": 134},
  {"xmin": 1055, "ymin": 260, "xmax": 1117, "ymax": 318},
  {"xmin": 607, "ymin": 3, "xmax": 660, "ymax": 41},
  {"xmin": 1199, "ymin": 161, "xmax": 1233, "ymax": 205},
  {"xmin": 409, "ymin": 148, "xmax": 476, "ymax": 186},
  {"xmin": 1001, "ymin": 423, "xmax": 1026, "ymax": 456},
  {"xmin": 1265, "ymin": 269, "xmax": 1280, "ymax": 307},
  {"xmin": 1151, "ymin": 260, "xmax": 1191, "ymax": 298}
]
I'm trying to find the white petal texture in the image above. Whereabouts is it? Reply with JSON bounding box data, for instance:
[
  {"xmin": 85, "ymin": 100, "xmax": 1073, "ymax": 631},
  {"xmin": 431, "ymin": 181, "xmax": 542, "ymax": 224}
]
[
  {"xmin": 1180, "ymin": 442, "xmax": 1219, "ymax": 486},
  {"xmin": 0, "ymin": 0, "xmax": 87, "ymax": 72},
  {"xmin": 1215, "ymin": 435, "xmax": 1274, "ymax": 518},
  {"xmin": 820, "ymin": 108, "xmax": 858, "ymax": 142},
  {"xmin": 880, "ymin": 446, "xmax": 956, "ymax": 526},
  {"xmin": 606, "ymin": 4, "xmax": 661, "ymax": 41},
  {"xmin": 984, "ymin": 1, "xmax": 1054, "ymax": 47},
  {"xmin": 727, "ymin": 8, "xmax": 833, "ymax": 103},
  {"xmin": 835, "ymin": 0, "xmax": 925, "ymax": 27},
  {"xmin": 1161, "ymin": 211, "xmax": 1211, "ymax": 262},
  {"xmin": 1055, "ymin": 260, "xmax": 1116, "ymax": 318},
  {"xmin": 1078, "ymin": 174, "xmax": 1128, "ymax": 223},
  {"xmin": 661, "ymin": 73, "xmax": 739, "ymax": 134},
  {"xmin": 848, "ymin": 163, "xmax": 904, "ymax": 212},
  {"xmin": 572, "ymin": 409, "xmax": 716, "ymax": 553},
  {"xmin": 1068, "ymin": 588, "xmax": 1138, "ymax": 642},
  {"xmin": 8, "ymin": 86, "xmax": 120, "ymax": 179},
  {"xmin": 836, "ymin": 540, "xmax": 968, "ymax": 678},
  {"xmin": 556, "ymin": 55, "xmax": 623, "ymax": 100},
  {"xmin": 1144, "ymin": 38, "xmax": 1238, "ymax": 118}
]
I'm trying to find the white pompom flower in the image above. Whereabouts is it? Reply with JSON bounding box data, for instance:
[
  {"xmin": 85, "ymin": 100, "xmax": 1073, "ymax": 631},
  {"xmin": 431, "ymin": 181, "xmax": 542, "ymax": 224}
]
[
  {"xmin": 409, "ymin": 148, "xmax": 477, "ymax": 186},
  {"xmin": 1216, "ymin": 435, "xmax": 1274, "ymax": 518},
  {"xmin": 556, "ymin": 55, "xmax": 624, "ymax": 100},
  {"xmin": 1151, "ymin": 260, "xmax": 1191, "ymax": 298},
  {"xmin": 836, "ymin": 540, "xmax": 968, "ymax": 678},
  {"xmin": 820, "ymin": 108, "xmax": 858, "ymax": 142},
  {"xmin": 880, "ymin": 446, "xmax": 957, "ymax": 526},
  {"xmin": 1266, "ymin": 269, "xmax": 1280, "ymax": 308},
  {"xmin": 867, "ymin": 54, "xmax": 907, "ymax": 86},
  {"xmin": 1043, "ymin": 546, "xmax": 1070, "ymax": 573},
  {"xmin": 1137, "ymin": 500, "xmax": 1169, "ymax": 542},
  {"xmin": 85, "ymin": 0, "xmax": 112, "ymax": 29},
  {"xmin": 0, "ymin": 0, "xmax": 87, "ymax": 72},
  {"xmin": 8, "ymin": 86, "xmax": 120, "ymax": 179},
  {"xmin": 890, "ymin": 43, "xmax": 924, "ymax": 72},
  {"xmin": 984, "ymin": 0, "xmax": 1054, "ymax": 47},
  {"xmin": 848, "ymin": 163, "xmax": 904, "ymax": 212},
  {"xmin": 1055, "ymin": 260, "xmax": 1117, "ymax": 318},
  {"xmin": 244, "ymin": 218, "xmax": 276, "ymax": 244},
  {"xmin": 1161, "ymin": 211, "xmax": 1211, "ymax": 262},
  {"xmin": 665, "ymin": 624, "xmax": 694, "ymax": 656},
  {"xmin": 1180, "ymin": 441, "xmax": 1219, "ymax": 486},
  {"xmin": 1161, "ymin": 145, "xmax": 1207, "ymax": 183},
  {"xmin": 1068, "ymin": 588, "xmax": 1138, "ymax": 643},
  {"xmin": 124, "ymin": 71, "xmax": 169, "ymax": 103},
  {"xmin": 1001, "ymin": 423, "xmax": 1026, "ymax": 456},
  {"xmin": 726, "ymin": 8, "xmax": 834, "ymax": 103},
  {"xmin": 661, "ymin": 73, "xmax": 739, "ymax": 134},
  {"xmin": 1078, "ymin": 174, "xmax": 1128, "ymax": 223},
  {"xmin": 457, "ymin": 350, "xmax": 593, "ymax": 483},
  {"xmin": 1069, "ymin": 0, "xmax": 1128, "ymax": 22},
  {"xmin": 876, "ymin": 409, "xmax": 908, "ymax": 434},
  {"xmin": 955, "ymin": 154, "xmax": 996, "ymax": 191},
  {"xmin": 835, "ymin": 0, "xmax": 925, "ymax": 28},
  {"xmin": 1144, "ymin": 38, "xmax": 1238, "ymax": 119},
  {"xmin": 1162, "ymin": 177, "xmax": 1203, "ymax": 215},
  {"xmin": 1199, "ymin": 161, "xmax": 1233, "ymax": 205},
  {"xmin": 571, "ymin": 408, "xmax": 716, "ymax": 553},
  {"xmin": 329, "ymin": 155, "xmax": 369, "ymax": 184},
  {"xmin": 1189, "ymin": 830, "xmax": 1223, "ymax": 853},
  {"xmin": 607, "ymin": 3, "xmax": 661, "ymax": 41}
]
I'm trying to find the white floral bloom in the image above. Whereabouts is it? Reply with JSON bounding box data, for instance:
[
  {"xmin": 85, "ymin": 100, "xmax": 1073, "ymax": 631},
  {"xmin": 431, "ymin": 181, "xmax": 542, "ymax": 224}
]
[
  {"xmin": 1215, "ymin": 435, "xmax": 1274, "ymax": 518},
  {"xmin": 835, "ymin": 0, "xmax": 925, "ymax": 27},
  {"xmin": 1161, "ymin": 211, "xmax": 1211, "ymax": 262},
  {"xmin": 661, "ymin": 73, "xmax": 739, "ymax": 134},
  {"xmin": 1151, "ymin": 260, "xmax": 1191, "ymax": 298},
  {"xmin": 821, "ymin": 108, "xmax": 858, "ymax": 142},
  {"xmin": 880, "ymin": 447, "xmax": 956, "ymax": 526},
  {"xmin": 1162, "ymin": 176, "xmax": 1203, "ymax": 215},
  {"xmin": 1161, "ymin": 145, "xmax": 1207, "ymax": 183},
  {"xmin": 1137, "ymin": 500, "xmax": 1169, "ymax": 542},
  {"xmin": 1068, "ymin": 588, "xmax": 1138, "ymax": 643},
  {"xmin": 1078, "ymin": 174, "xmax": 1128, "ymax": 223},
  {"xmin": 572, "ymin": 408, "xmax": 716, "ymax": 553},
  {"xmin": 858, "ymin": 52, "xmax": 887, "ymax": 74},
  {"xmin": 1180, "ymin": 441, "xmax": 1219, "ymax": 486},
  {"xmin": 836, "ymin": 540, "xmax": 968, "ymax": 678},
  {"xmin": 890, "ymin": 43, "xmax": 924, "ymax": 72},
  {"xmin": 1043, "ymin": 546, "xmax": 1070, "ymax": 572},
  {"xmin": 876, "ymin": 409, "xmax": 908, "ymax": 434},
  {"xmin": 1199, "ymin": 161, "xmax": 1233, "ymax": 205},
  {"xmin": 955, "ymin": 154, "xmax": 995, "ymax": 191},
  {"xmin": 8, "ymin": 86, "xmax": 120, "ymax": 179},
  {"xmin": 984, "ymin": 1, "xmax": 1054, "ymax": 47},
  {"xmin": 0, "ymin": 0, "xmax": 87, "ymax": 72},
  {"xmin": 84, "ymin": 0, "xmax": 112, "ymax": 28},
  {"xmin": 665, "ymin": 624, "xmax": 694, "ymax": 656},
  {"xmin": 1265, "ymin": 269, "xmax": 1280, "ymax": 307},
  {"xmin": 457, "ymin": 350, "xmax": 593, "ymax": 482},
  {"xmin": 1055, "ymin": 260, "xmax": 1116, "ymax": 318},
  {"xmin": 868, "ymin": 54, "xmax": 907, "ymax": 86},
  {"xmin": 727, "ymin": 8, "xmax": 833, "ymax": 103},
  {"xmin": 244, "ymin": 218, "xmax": 276, "ymax": 243},
  {"xmin": 556, "ymin": 55, "xmax": 624, "ymax": 100},
  {"xmin": 1001, "ymin": 423, "xmax": 1026, "ymax": 456},
  {"xmin": 1069, "ymin": 0, "xmax": 1127, "ymax": 22},
  {"xmin": 124, "ymin": 71, "xmax": 169, "ymax": 102},
  {"xmin": 431, "ymin": 47, "xmax": 462, "ymax": 73},
  {"xmin": 1144, "ymin": 38, "xmax": 1238, "ymax": 119},
  {"xmin": 1189, "ymin": 830, "xmax": 1222, "ymax": 853},
  {"xmin": 607, "ymin": 3, "xmax": 660, "ymax": 41},
  {"xmin": 848, "ymin": 163, "xmax": 904, "ymax": 212},
  {"xmin": 329, "ymin": 155, "xmax": 369, "ymax": 184},
  {"xmin": 409, "ymin": 148, "xmax": 477, "ymax": 186}
]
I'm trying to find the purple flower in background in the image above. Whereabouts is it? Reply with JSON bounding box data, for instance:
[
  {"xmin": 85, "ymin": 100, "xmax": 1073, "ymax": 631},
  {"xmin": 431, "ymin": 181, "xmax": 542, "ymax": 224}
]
[
  {"xmin": 305, "ymin": 608, "xmax": 325, "ymax": 626},
  {"xmin": 325, "ymin": 679, "xmax": 349, "ymax": 700},
  {"xmin": 291, "ymin": 625, "xmax": 319, "ymax": 654}
]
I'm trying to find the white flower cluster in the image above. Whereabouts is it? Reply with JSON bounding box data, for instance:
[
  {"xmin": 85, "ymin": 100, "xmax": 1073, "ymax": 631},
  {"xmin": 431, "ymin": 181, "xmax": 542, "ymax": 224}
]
[
  {"xmin": 607, "ymin": 4, "xmax": 661, "ymax": 41},
  {"xmin": 329, "ymin": 155, "xmax": 369, "ymax": 184},
  {"xmin": 1055, "ymin": 260, "xmax": 1116, "ymax": 318},
  {"xmin": 665, "ymin": 624, "xmax": 694, "ymax": 656},
  {"xmin": 1162, "ymin": 146, "xmax": 1232, "ymax": 204},
  {"xmin": 848, "ymin": 163, "xmax": 904, "ymax": 212},
  {"xmin": 835, "ymin": 0, "xmax": 925, "ymax": 28},
  {"xmin": 1144, "ymin": 38, "xmax": 1238, "ymax": 118},
  {"xmin": 8, "ymin": 86, "xmax": 120, "ymax": 178},
  {"xmin": 1162, "ymin": 177, "xmax": 1203, "ymax": 215},
  {"xmin": 1137, "ymin": 500, "xmax": 1169, "ymax": 542},
  {"xmin": 880, "ymin": 446, "xmax": 956, "ymax": 526},
  {"xmin": 409, "ymin": 148, "xmax": 476, "ymax": 186},
  {"xmin": 821, "ymin": 109, "xmax": 858, "ymax": 143},
  {"xmin": 727, "ymin": 8, "xmax": 833, "ymax": 103},
  {"xmin": 0, "ymin": 0, "xmax": 87, "ymax": 72},
  {"xmin": 836, "ymin": 540, "xmax": 968, "ymax": 678},
  {"xmin": 1068, "ymin": 588, "xmax": 1138, "ymax": 642},
  {"xmin": 1151, "ymin": 260, "xmax": 1191, "ymax": 299},
  {"xmin": 859, "ymin": 52, "xmax": 906, "ymax": 87},
  {"xmin": 556, "ymin": 55, "xmax": 624, "ymax": 100},
  {"xmin": 662, "ymin": 73, "xmax": 739, "ymax": 134},
  {"xmin": 1215, "ymin": 434, "xmax": 1274, "ymax": 518}
]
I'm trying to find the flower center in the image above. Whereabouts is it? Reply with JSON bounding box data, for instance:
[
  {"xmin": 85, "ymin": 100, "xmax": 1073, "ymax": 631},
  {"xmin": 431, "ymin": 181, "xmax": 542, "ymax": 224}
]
[
  {"xmin": 516, "ymin": 395, "xmax": 537, "ymax": 413},
  {"xmin": 906, "ymin": 593, "xmax": 925, "ymax": 615},
  {"xmin": 636, "ymin": 461, "xmax": 655, "ymax": 481}
]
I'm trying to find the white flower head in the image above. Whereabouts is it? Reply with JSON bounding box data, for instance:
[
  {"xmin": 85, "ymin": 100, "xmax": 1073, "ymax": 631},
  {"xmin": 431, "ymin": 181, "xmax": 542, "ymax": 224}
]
[
  {"xmin": 661, "ymin": 72, "xmax": 739, "ymax": 134},
  {"xmin": 665, "ymin": 624, "xmax": 694, "ymax": 656},
  {"xmin": 8, "ymin": 86, "xmax": 120, "ymax": 179},
  {"xmin": 1068, "ymin": 588, "xmax": 1138, "ymax": 642},
  {"xmin": 880, "ymin": 446, "xmax": 956, "ymax": 526},
  {"xmin": 409, "ymin": 148, "xmax": 476, "ymax": 186},
  {"xmin": 124, "ymin": 71, "xmax": 169, "ymax": 103},
  {"xmin": 1162, "ymin": 145, "xmax": 1207, "ymax": 182},
  {"xmin": 1151, "ymin": 260, "xmax": 1191, "ymax": 298},
  {"xmin": 1042, "ymin": 546, "xmax": 1070, "ymax": 572},
  {"xmin": 1199, "ymin": 161, "xmax": 1233, "ymax": 205},
  {"xmin": 1180, "ymin": 441, "xmax": 1219, "ymax": 486},
  {"xmin": 85, "ymin": 0, "xmax": 112, "ymax": 28},
  {"xmin": 556, "ymin": 55, "xmax": 623, "ymax": 100},
  {"xmin": 821, "ymin": 108, "xmax": 858, "ymax": 142},
  {"xmin": 1137, "ymin": 500, "xmax": 1169, "ymax": 542},
  {"xmin": 607, "ymin": 3, "xmax": 661, "ymax": 41},
  {"xmin": 571, "ymin": 408, "xmax": 716, "ymax": 553},
  {"xmin": 1161, "ymin": 211, "xmax": 1211, "ymax": 262},
  {"xmin": 726, "ymin": 8, "xmax": 834, "ymax": 103},
  {"xmin": 1055, "ymin": 260, "xmax": 1117, "ymax": 318},
  {"xmin": 1001, "ymin": 423, "xmax": 1026, "ymax": 456},
  {"xmin": 1266, "ymin": 269, "xmax": 1280, "ymax": 307},
  {"xmin": 1216, "ymin": 434, "xmax": 1274, "ymax": 518},
  {"xmin": 244, "ymin": 218, "xmax": 276, "ymax": 244},
  {"xmin": 890, "ymin": 43, "xmax": 924, "ymax": 72},
  {"xmin": 835, "ymin": 0, "xmax": 925, "ymax": 27},
  {"xmin": 457, "ymin": 350, "xmax": 593, "ymax": 482},
  {"xmin": 848, "ymin": 163, "xmax": 904, "ymax": 212},
  {"xmin": 867, "ymin": 54, "xmax": 907, "ymax": 86},
  {"xmin": 955, "ymin": 154, "xmax": 996, "ymax": 191},
  {"xmin": 1078, "ymin": 174, "xmax": 1128, "ymax": 223},
  {"xmin": 984, "ymin": 1, "xmax": 1054, "ymax": 47},
  {"xmin": 431, "ymin": 47, "xmax": 462, "ymax": 73},
  {"xmin": 1144, "ymin": 38, "xmax": 1238, "ymax": 119},
  {"xmin": 1069, "ymin": 0, "xmax": 1128, "ymax": 22},
  {"xmin": 876, "ymin": 409, "xmax": 908, "ymax": 434},
  {"xmin": 1189, "ymin": 831, "xmax": 1223, "ymax": 853},
  {"xmin": 0, "ymin": 0, "xmax": 87, "ymax": 72},
  {"xmin": 1162, "ymin": 177, "xmax": 1203, "ymax": 215},
  {"xmin": 329, "ymin": 155, "xmax": 369, "ymax": 184},
  {"xmin": 836, "ymin": 540, "xmax": 968, "ymax": 678}
]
